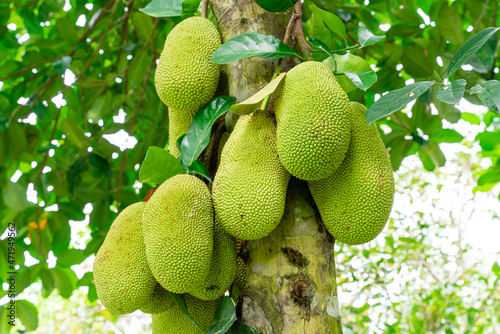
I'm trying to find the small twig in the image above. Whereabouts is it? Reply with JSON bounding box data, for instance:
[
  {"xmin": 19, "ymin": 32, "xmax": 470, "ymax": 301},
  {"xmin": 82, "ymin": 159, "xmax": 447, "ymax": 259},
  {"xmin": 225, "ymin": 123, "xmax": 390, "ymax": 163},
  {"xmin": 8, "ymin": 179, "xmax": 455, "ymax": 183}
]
[
  {"xmin": 291, "ymin": 1, "xmax": 312, "ymax": 60},
  {"xmin": 283, "ymin": 12, "xmax": 299, "ymax": 45},
  {"xmin": 201, "ymin": 0, "xmax": 208, "ymax": 18},
  {"xmin": 472, "ymin": 0, "xmax": 490, "ymax": 34}
]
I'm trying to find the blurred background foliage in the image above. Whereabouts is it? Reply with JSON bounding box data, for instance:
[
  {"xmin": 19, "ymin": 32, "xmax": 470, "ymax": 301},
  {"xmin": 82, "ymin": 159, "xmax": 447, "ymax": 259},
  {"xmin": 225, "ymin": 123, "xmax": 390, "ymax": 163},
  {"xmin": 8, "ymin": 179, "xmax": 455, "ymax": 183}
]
[{"xmin": 0, "ymin": 0, "xmax": 499, "ymax": 332}]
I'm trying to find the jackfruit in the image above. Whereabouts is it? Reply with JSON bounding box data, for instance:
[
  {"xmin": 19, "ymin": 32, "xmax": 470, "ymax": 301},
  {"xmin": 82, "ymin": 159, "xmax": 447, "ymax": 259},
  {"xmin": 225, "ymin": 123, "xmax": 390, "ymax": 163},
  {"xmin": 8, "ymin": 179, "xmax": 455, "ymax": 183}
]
[
  {"xmin": 234, "ymin": 257, "xmax": 246, "ymax": 289},
  {"xmin": 142, "ymin": 174, "xmax": 214, "ymax": 293},
  {"xmin": 308, "ymin": 102, "xmax": 395, "ymax": 245},
  {"xmin": 140, "ymin": 283, "xmax": 175, "ymax": 315},
  {"xmin": 152, "ymin": 295, "xmax": 221, "ymax": 333},
  {"xmin": 189, "ymin": 217, "xmax": 237, "ymax": 300},
  {"xmin": 93, "ymin": 202, "xmax": 156, "ymax": 314},
  {"xmin": 273, "ymin": 61, "xmax": 351, "ymax": 181},
  {"xmin": 212, "ymin": 109, "xmax": 291, "ymax": 240},
  {"xmin": 155, "ymin": 17, "xmax": 221, "ymax": 156}
]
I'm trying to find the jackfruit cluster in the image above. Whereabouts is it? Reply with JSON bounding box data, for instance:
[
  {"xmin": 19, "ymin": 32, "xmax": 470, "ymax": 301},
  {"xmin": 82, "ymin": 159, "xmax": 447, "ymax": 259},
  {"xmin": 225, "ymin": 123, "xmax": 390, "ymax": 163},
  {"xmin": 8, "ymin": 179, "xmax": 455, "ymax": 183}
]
[{"xmin": 155, "ymin": 16, "xmax": 222, "ymax": 156}]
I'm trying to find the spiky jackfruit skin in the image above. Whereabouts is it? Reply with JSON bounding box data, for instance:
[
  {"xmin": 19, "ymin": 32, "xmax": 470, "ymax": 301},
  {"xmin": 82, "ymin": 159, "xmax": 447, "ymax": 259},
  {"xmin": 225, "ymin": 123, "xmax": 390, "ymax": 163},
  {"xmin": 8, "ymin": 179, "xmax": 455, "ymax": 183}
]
[
  {"xmin": 189, "ymin": 217, "xmax": 237, "ymax": 300},
  {"xmin": 234, "ymin": 257, "xmax": 246, "ymax": 289},
  {"xmin": 155, "ymin": 17, "xmax": 221, "ymax": 111},
  {"xmin": 168, "ymin": 107, "xmax": 193, "ymax": 157},
  {"xmin": 152, "ymin": 295, "xmax": 221, "ymax": 333},
  {"xmin": 93, "ymin": 202, "xmax": 156, "ymax": 314},
  {"xmin": 143, "ymin": 174, "xmax": 214, "ymax": 293},
  {"xmin": 273, "ymin": 61, "xmax": 351, "ymax": 181},
  {"xmin": 212, "ymin": 110, "xmax": 291, "ymax": 240},
  {"xmin": 308, "ymin": 102, "xmax": 395, "ymax": 245},
  {"xmin": 140, "ymin": 283, "xmax": 175, "ymax": 315}
]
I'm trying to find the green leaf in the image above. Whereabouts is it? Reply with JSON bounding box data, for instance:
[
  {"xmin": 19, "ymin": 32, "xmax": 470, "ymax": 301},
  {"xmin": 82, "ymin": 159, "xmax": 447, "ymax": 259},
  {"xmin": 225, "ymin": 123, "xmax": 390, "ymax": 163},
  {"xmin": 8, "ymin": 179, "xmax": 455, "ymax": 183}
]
[
  {"xmin": 447, "ymin": 27, "xmax": 500, "ymax": 77},
  {"xmin": 60, "ymin": 119, "xmax": 87, "ymax": 150},
  {"xmin": 419, "ymin": 146, "xmax": 436, "ymax": 171},
  {"xmin": 477, "ymin": 172, "xmax": 500, "ymax": 186},
  {"xmin": 429, "ymin": 129, "xmax": 464, "ymax": 143},
  {"xmin": 492, "ymin": 261, "xmax": 500, "ymax": 277},
  {"xmin": 366, "ymin": 81, "xmax": 435, "ymax": 124},
  {"xmin": 56, "ymin": 249, "xmax": 86, "ymax": 267},
  {"xmin": 2, "ymin": 181, "xmax": 32, "ymax": 212},
  {"xmin": 88, "ymin": 153, "xmax": 112, "ymax": 177},
  {"xmin": 461, "ymin": 112, "xmax": 480, "ymax": 125},
  {"xmin": 437, "ymin": 4, "xmax": 464, "ymax": 45},
  {"xmin": 323, "ymin": 54, "xmax": 372, "ymax": 93},
  {"xmin": 435, "ymin": 79, "xmax": 466, "ymax": 105},
  {"xmin": 420, "ymin": 141, "xmax": 446, "ymax": 168},
  {"xmin": 186, "ymin": 160, "xmax": 211, "ymax": 181},
  {"xmin": 139, "ymin": 0, "xmax": 183, "ymax": 17},
  {"xmin": 344, "ymin": 71, "xmax": 377, "ymax": 91},
  {"xmin": 170, "ymin": 292, "xmax": 203, "ymax": 331},
  {"xmin": 0, "ymin": 300, "xmax": 13, "ymax": 333},
  {"xmin": 52, "ymin": 266, "xmax": 77, "ymax": 298},
  {"xmin": 476, "ymin": 131, "xmax": 500, "ymax": 151},
  {"xmin": 211, "ymin": 33, "xmax": 301, "ymax": 64},
  {"xmin": 228, "ymin": 320, "xmax": 259, "ymax": 334},
  {"xmin": 309, "ymin": 5, "xmax": 346, "ymax": 41},
  {"xmin": 231, "ymin": 73, "xmax": 285, "ymax": 115},
  {"xmin": 306, "ymin": 37, "xmax": 335, "ymax": 59},
  {"xmin": 16, "ymin": 300, "xmax": 38, "ymax": 331},
  {"xmin": 139, "ymin": 146, "xmax": 185, "ymax": 184},
  {"xmin": 53, "ymin": 56, "xmax": 72, "ymax": 76},
  {"xmin": 180, "ymin": 96, "xmax": 236, "ymax": 167},
  {"xmin": 358, "ymin": 28, "xmax": 385, "ymax": 47},
  {"xmin": 181, "ymin": 0, "xmax": 202, "ymax": 18},
  {"xmin": 433, "ymin": 99, "xmax": 461, "ymax": 123},
  {"xmin": 253, "ymin": 0, "xmax": 298, "ymax": 12},
  {"xmin": 207, "ymin": 296, "xmax": 237, "ymax": 334},
  {"xmin": 470, "ymin": 80, "xmax": 500, "ymax": 114},
  {"xmin": 128, "ymin": 48, "xmax": 150, "ymax": 88}
]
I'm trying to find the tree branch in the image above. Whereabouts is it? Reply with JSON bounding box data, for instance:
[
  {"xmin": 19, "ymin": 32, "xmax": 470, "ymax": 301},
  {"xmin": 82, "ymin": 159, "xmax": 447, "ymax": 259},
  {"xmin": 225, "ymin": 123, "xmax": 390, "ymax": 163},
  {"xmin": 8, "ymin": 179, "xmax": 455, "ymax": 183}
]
[{"xmin": 291, "ymin": 1, "xmax": 312, "ymax": 60}]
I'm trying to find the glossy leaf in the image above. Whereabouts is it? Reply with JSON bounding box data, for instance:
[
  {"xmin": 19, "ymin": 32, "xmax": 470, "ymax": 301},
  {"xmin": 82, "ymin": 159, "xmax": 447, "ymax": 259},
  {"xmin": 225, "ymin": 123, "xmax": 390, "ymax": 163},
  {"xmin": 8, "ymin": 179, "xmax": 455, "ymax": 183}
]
[
  {"xmin": 435, "ymin": 79, "xmax": 466, "ymax": 105},
  {"xmin": 447, "ymin": 27, "xmax": 500, "ymax": 76},
  {"xmin": 366, "ymin": 81, "xmax": 435, "ymax": 124},
  {"xmin": 253, "ymin": 0, "xmax": 298, "ymax": 12},
  {"xmin": 186, "ymin": 160, "xmax": 211, "ymax": 181},
  {"xmin": 180, "ymin": 96, "xmax": 236, "ymax": 167},
  {"xmin": 470, "ymin": 80, "xmax": 500, "ymax": 114},
  {"xmin": 344, "ymin": 71, "xmax": 377, "ymax": 91},
  {"xmin": 309, "ymin": 4, "xmax": 347, "ymax": 41},
  {"xmin": 139, "ymin": 0, "xmax": 183, "ymax": 17},
  {"xmin": 323, "ymin": 54, "xmax": 372, "ymax": 93},
  {"xmin": 2, "ymin": 181, "xmax": 32, "ymax": 212},
  {"xmin": 170, "ymin": 293, "xmax": 203, "ymax": 331},
  {"xmin": 461, "ymin": 112, "xmax": 481, "ymax": 125},
  {"xmin": 306, "ymin": 37, "xmax": 335, "ymax": 59},
  {"xmin": 206, "ymin": 296, "xmax": 237, "ymax": 334},
  {"xmin": 211, "ymin": 33, "xmax": 301, "ymax": 64},
  {"xmin": 230, "ymin": 73, "xmax": 285, "ymax": 115},
  {"xmin": 429, "ymin": 129, "xmax": 464, "ymax": 143},
  {"xmin": 139, "ymin": 146, "xmax": 185, "ymax": 184},
  {"xmin": 228, "ymin": 320, "xmax": 260, "ymax": 334},
  {"xmin": 358, "ymin": 28, "xmax": 385, "ymax": 47}
]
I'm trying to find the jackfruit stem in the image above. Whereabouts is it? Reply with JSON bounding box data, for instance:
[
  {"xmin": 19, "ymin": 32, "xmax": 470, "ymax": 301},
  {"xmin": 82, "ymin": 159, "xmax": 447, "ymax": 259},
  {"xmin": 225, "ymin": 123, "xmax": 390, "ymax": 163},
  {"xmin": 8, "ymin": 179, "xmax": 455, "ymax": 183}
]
[{"xmin": 201, "ymin": 0, "xmax": 208, "ymax": 18}]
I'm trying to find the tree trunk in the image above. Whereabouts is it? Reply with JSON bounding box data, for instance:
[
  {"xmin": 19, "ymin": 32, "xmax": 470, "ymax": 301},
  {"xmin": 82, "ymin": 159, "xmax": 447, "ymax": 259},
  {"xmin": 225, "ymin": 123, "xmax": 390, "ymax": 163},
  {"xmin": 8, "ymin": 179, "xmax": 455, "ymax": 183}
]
[{"xmin": 209, "ymin": 1, "xmax": 343, "ymax": 333}]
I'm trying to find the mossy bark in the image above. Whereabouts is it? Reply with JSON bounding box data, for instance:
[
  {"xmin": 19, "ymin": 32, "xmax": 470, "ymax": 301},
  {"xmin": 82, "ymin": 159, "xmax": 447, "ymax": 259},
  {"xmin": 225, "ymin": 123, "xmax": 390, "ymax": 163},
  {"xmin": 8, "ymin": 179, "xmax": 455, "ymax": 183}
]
[{"xmin": 209, "ymin": 1, "xmax": 343, "ymax": 333}]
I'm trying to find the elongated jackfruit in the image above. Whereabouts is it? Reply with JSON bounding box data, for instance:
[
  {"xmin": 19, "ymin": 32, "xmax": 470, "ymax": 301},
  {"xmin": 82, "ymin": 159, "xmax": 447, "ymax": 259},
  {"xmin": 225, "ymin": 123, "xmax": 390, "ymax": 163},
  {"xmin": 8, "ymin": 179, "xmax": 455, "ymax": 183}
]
[
  {"xmin": 273, "ymin": 61, "xmax": 351, "ymax": 181},
  {"xmin": 308, "ymin": 102, "xmax": 395, "ymax": 245},
  {"xmin": 140, "ymin": 283, "xmax": 175, "ymax": 315},
  {"xmin": 143, "ymin": 174, "xmax": 214, "ymax": 293},
  {"xmin": 152, "ymin": 295, "xmax": 221, "ymax": 333},
  {"xmin": 212, "ymin": 109, "xmax": 291, "ymax": 240},
  {"xmin": 189, "ymin": 217, "xmax": 237, "ymax": 300},
  {"xmin": 155, "ymin": 17, "xmax": 221, "ymax": 156},
  {"xmin": 93, "ymin": 202, "xmax": 156, "ymax": 314}
]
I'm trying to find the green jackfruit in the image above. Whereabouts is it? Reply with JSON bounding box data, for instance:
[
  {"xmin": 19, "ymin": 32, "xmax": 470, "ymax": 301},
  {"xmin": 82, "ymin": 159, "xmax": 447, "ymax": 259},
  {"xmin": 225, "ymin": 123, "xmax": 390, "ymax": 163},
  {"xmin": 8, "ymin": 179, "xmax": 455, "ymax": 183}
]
[
  {"xmin": 152, "ymin": 295, "xmax": 221, "ymax": 333},
  {"xmin": 308, "ymin": 102, "xmax": 395, "ymax": 245},
  {"xmin": 93, "ymin": 202, "xmax": 156, "ymax": 314},
  {"xmin": 189, "ymin": 217, "xmax": 237, "ymax": 300},
  {"xmin": 140, "ymin": 283, "xmax": 175, "ymax": 315},
  {"xmin": 212, "ymin": 109, "xmax": 291, "ymax": 240},
  {"xmin": 234, "ymin": 257, "xmax": 246, "ymax": 289},
  {"xmin": 155, "ymin": 17, "xmax": 221, "ymax": 111},
  {"xmin": 143, "ymin": 174, "xmax": 214, "ymax": 293},
  {"xmin": 273, "ymin": 61, "xmax": 351, "ymax": 181},
  {"xmin": 168, "ymin": 107, "xmax": 192, "ymax": 157}
]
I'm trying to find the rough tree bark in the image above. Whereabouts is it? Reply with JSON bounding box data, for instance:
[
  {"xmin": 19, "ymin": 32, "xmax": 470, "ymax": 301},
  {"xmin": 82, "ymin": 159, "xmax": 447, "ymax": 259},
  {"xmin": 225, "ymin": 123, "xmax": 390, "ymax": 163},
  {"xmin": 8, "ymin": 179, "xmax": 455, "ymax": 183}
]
[{"xmin": 209, "ymin": 1, "xmax": 343, "ymax": 333}]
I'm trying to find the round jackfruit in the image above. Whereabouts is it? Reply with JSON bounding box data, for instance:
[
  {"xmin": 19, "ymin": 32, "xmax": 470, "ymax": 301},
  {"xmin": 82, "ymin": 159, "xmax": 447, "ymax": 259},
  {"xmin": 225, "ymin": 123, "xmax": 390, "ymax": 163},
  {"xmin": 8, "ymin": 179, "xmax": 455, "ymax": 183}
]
[
  {"xmin": 152, "ymin": 295, "xmax": 221, "ymax": 333},
  {"xmin": 155, "ymin": 16, "xmax": 221, "ymax": 112},
  {"xmin": 168, "ymin": 107, "xmax": 193, "ymax": 157},
  {"xmin": 212, "ymin": 109, "xmax": 291, "ymax": 240},
  {"xmin": 273, "ymin": 61, "xmax": 351, "ymax": 181},
  {"xmin": 142, "ymin": 174, "xmax": 214, "ymax": 294},
  {"xmin": 308, "ymin": 102, "xmax": 395, "ymax": 245},
  {"xmin": 93, "ymin": 202, "xmax": 156, "ymax": 314},
  {"xmin": 189, "ymin": 217, "xmax": 237, "ymax": 300},
  {"xmin": 140, "ymin": 283, "xmax": 175, "ymax": 315}
]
